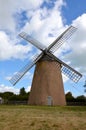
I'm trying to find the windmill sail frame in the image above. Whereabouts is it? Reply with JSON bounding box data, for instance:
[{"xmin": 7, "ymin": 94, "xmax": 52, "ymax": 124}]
[{"xmin": 10, "ymin": 25, "xmax": 82, "ymax": 85}]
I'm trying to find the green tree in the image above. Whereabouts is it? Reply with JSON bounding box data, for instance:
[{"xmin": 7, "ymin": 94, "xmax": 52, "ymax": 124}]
[
  {"xmin": 19, "ymin": 87, "xmax": 26, "ymax": 95},
  {"xmin": 0, "ymin": 92, "xmax": 14, "ymax": 103},
  {"xmin": 66, "ymin": 92, "xmax": 75, "ymax": 102},
  {"xmin": 76, "ymin": 95, "xmax": 86, "ymax": 102},
  {"xmin": 1, "ymin": 92, "xmax": 14, "ymax": 99},
  {"xmin": 18, "ymin": 87, "xmax": 28, "ymax": 101}
]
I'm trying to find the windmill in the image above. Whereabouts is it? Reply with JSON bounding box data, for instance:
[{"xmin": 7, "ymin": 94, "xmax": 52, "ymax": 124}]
[{"xmin": 9, "ymin": 26, "xmax": 82, "ymax": 106}]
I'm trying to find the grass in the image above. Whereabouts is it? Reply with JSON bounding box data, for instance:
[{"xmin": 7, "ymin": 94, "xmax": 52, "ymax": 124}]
[{"xmin": 0, "ymin": 105, "xmax": 86, "ymax": 130}]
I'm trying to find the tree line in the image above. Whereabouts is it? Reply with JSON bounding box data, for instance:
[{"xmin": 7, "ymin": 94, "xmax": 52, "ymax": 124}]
[
  {"xmin": 0, "ymin": 87, "xmax": 86, "ymax": 104},
  {"xmin": 0, "ymin": 87, "xmax": 30, "ymax": 104},
  {"xmin": 66, "ymin": 92, "xmax": 86, "ymax": 103}
]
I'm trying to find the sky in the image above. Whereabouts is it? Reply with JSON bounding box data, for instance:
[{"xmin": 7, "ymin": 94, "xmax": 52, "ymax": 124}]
[{"xmin": 0, "ymin": 0, "xmax": 86, "ymax": 97}]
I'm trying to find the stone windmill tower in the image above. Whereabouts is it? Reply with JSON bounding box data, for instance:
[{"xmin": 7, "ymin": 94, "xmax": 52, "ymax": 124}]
[{"xmin": 10, "ymin": 26, "xmax": 82, "ymax": 106}]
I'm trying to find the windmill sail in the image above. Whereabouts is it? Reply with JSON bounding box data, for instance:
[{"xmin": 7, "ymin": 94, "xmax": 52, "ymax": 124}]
[
  {"xmin": 19, "ymin": 32, "xmax": 46, "ymax": 51},
  {"xmin": 10, "ymin": 25, "xmax": 82, "ymax": 86},
  {"xmin": 47, "ymin": 52, "xmax": 82, "ymax": 82},
  {"xmin": 48, "ymin": 26, "xmax": 77, "ymax": 53},
  {"xmin": 9, "ymin": 52, "xmax": 43, "ymax": 85},
  {"xmin": 61, "ymin": 65, "xmax": 81, "ymax": 82}
]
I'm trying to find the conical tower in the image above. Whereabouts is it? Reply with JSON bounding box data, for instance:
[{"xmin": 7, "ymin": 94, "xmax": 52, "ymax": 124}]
[{"xmin": 29, "ymin": 56, "xmax": 66, "ymax": 106}]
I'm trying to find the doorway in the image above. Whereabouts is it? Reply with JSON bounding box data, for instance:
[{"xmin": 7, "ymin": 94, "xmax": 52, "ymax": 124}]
[{"xmin": 47, "ymin": 96, "xmax": 53, "ymax": 106}]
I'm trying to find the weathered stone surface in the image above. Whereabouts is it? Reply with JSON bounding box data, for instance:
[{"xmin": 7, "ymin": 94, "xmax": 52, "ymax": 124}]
[{"xmin": 28, "ymin": 60, "xmax": 66, "ymax": 106}]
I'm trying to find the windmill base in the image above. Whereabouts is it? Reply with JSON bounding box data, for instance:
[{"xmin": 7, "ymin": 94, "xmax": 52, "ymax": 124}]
[{"xmin": 28, "ymin": 61, "xmax": 66, "ymax": 106}]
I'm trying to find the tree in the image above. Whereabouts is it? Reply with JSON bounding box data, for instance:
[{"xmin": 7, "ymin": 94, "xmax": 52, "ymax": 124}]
[
  {"xmin": 66, "ymin": 92, "xmax": 75, "ymax": 102},
  {"xmin": 76, "ymin": 95, "xmax": 86, "ymax": 102},
  {"xmin": 0, "ymin": 92, "xmax": 14, "ymax": 103},
  {"xmin": 1, "ymin": 92, "xmax": 14, "ymax": 99},
  {"xmin": 18, "ymin": 87, "xmax": 28, "ymax": 101},
  {"xmin": 19, "ymin": 87, "xmax": 26, "ymax": 96},
  {"xmin": 0, "ymin": 87, "xmax": 29, "ymax": 104}
]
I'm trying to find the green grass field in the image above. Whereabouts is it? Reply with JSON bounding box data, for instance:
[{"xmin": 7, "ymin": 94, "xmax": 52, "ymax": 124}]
[{"xmin": 0, "ymin": 105, "xmax": 86, "ymax": 130}]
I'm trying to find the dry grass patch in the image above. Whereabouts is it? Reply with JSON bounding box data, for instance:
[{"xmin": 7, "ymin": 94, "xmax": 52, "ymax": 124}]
[{"xmin": 0, "ymin": 105, "xmax": 86, "ymax": 130}]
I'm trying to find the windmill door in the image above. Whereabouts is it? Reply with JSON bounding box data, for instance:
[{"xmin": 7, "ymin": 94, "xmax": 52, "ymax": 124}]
[{"xmin": 47, "ymin": 96, "xmax": 53, "ymax": 106}]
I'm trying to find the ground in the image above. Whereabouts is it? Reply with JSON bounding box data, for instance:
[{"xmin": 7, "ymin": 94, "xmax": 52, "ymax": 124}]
[{"xmin": 0, "ymin": 105, "xmax": 86, "ymax": 130}]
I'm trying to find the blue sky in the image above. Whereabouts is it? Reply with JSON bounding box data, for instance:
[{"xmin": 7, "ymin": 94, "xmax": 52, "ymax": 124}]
[{"xmin": 0, "ymin": 0, "xmax": 86, "ymax": 97}]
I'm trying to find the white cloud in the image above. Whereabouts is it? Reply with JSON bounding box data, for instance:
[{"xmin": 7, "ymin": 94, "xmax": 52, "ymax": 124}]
[
  {"xmin": 62, "ymin": 14, "xmax": 86, "ymax": 74},
  {"xmin": 0, "ymin": 0, "xmax": 44, "ymax": 32},
  {"xmin": 22, "ymin": 0, "xmax": 65, "ymax": 46},
  {"xmin": 62, "ymin": 73, "xmax": 69, "ymax": 83},
  {"xmin": 25, "ymin": 86, "xmax": 31, "ymax": 92},
  {"xmin": 0, "ymin": 84, "xmax": 31, "ymax": 94},
  {"xmin": 0, "ymin": 0, "xmax": 65, "ymax": 60},
  {"xmin": 0, "ymin": 84, "xmax": 19, "ymax": 94},
  {"xmin": 0, "ymin": 31, "xmax": 32, "ymax": 60}
]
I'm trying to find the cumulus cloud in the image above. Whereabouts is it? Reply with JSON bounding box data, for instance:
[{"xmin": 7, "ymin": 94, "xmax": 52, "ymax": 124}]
[
  {"xmin": 0, "ymin": 0, "xmax": 44, "ymax": 32},
  {"xmin": 25, "ymin": 86, "xmax": 31, "ymax": 92},
  {"xmin": 22, "ymin": 0, "xmax": 65, "ymax": 46},
  {"xmin": 62, "ymin": 14, "xmax": 86, "ymax": 74},
  {"xmin": 0, "ymin": 31, "xmax": 32, "ymax": 60},
  {"xmin": 62, "ymin": 73, "xmax": 69, "ymax": 83},
  {"xmin": 0, "ymin": 84, "xmax": 31, "ymax": 94},
  {"xmin": 0, "ymin": 0, "xmax": 65, "ymax": 60},
  {"xmin": 0, "ymin": 84, "xmax": 19, "ymax": 94}
]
